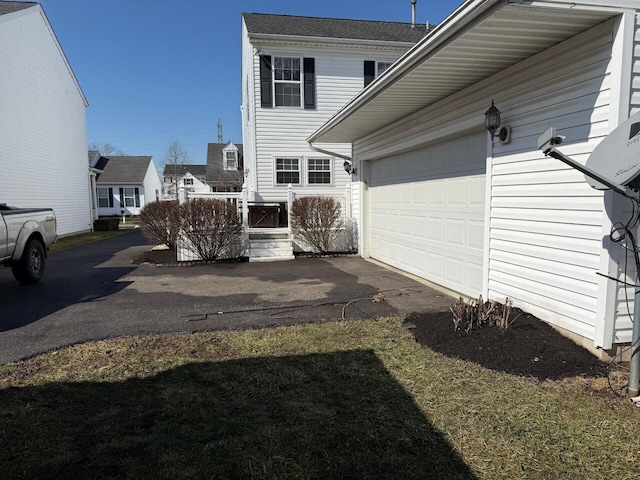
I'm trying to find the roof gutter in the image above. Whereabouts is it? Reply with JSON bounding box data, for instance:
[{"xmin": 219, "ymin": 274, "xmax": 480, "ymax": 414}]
[
  {"xmin": 307, "ymin": 0, "xmax": 502, "ymax": 144},
  {"xmin": 308, "ymin": 144, "xmax": 351, "ymax": 161}
]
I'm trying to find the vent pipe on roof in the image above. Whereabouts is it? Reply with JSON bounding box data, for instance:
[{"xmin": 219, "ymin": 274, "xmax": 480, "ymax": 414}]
[{"xmin": 411, "ymin": 0, "xmax": 417, "ymax": 28}]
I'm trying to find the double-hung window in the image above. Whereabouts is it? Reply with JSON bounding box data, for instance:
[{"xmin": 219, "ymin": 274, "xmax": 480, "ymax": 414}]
[
  {"xmin": 308, "ymin": 158, "xmax": 331, "ymax": 184},
  {"xmin": 274, "ymin": 57, "xmax": 301, "ymax": 107},
  {"xmin": 275, "ymin": 158, "xmax": 300, "ymax": 185},
  {"xmin": 123, "ymin": 187, "xmax": 136, "ymax": 207},
  {"xmin": 97, "ymin": 188, "xmax": 110, "ymax": 208},
  {"xmin": 225, "ymin": 151, "xmax": 238, "ymax": 170},
  {"xmin": 184, "ymin": 178, "xmax": 193, "ymax": 186},
  {"xmin": 260, "ymin": 55, "xmax": 315, "ymax": 109}
]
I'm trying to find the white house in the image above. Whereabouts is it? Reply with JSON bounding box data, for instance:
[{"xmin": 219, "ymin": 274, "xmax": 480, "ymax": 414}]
[
  {"xmin": 92, "ymin": 154, "xmax": 162, "ymax": 216},
  {"xmin": 0, "ymin": 1, "xmax": 91, "ymax": 236},
  {"xmin": 207, "ymin": 142, "xmax": 244, "ymax": 193},
  {"xmin": 162, "ymin": 164, "xmax": 208, "ymax": 200},
  {"xmin": 240, "ymin": 13, "xmax": 431, "ymax": 229},
  {"xmin": 309, "ymin": 0, "xmax": 640, "ymax": 356}
]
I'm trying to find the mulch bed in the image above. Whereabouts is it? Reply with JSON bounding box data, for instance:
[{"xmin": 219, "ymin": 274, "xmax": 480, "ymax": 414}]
[
  {"xmin": 133, "ymin": 247, "xmax": 612, "ymax": 383},
  {"xmin": 405, "ymin": 310, "xmax": 610, "ymax": 381}
]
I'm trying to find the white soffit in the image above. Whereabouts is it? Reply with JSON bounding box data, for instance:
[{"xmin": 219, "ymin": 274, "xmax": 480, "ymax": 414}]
[{"xmin": 309, "ymin": 3, "xmax": 617, "ymax": 144}]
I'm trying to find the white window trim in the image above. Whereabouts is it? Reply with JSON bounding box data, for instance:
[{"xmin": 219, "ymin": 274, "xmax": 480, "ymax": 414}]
[
  {"xmin": 273, "ymin": 55, "xmax": 303, "ymax": 109},
  {"xmin": 306, "ymin": 157, "xmax": 333, "ymax": 186},
  {"xmin": 123, "ymin": 187, "xmax": 136, "ymax": 207},
  {"xmin": 273, "ymin": 157, "xmax": 302, "ymax": 186},
  {"xmin": 97, "ymin": 187, "xmax": 110, "ymax": 208}
]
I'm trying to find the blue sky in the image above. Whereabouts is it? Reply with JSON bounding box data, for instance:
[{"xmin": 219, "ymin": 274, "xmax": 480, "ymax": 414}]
[{"xmin": 39, "ymin": 0, "xmax": 463, "ymax": 166}]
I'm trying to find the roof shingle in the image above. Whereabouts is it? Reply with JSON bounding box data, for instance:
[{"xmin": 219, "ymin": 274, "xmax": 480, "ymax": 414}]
[{"xmin": 243, "ymin": 13, "xmax": 431, "ymax": 43}]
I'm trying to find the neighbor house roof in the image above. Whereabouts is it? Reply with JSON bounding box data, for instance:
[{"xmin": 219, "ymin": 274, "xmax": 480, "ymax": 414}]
[
  {"xmin": 206, "ymin": 143, "xmax": 244, "ymax": 188},
  {"xmin": 162, "ymin": 164, "xmax": 207, "ymax": 178},
  {"xmin": 309, "ymin": 0, "xmax": 623, "ymax": 144},
  {"xmin": 243, "ymin": 13, "xmax": 431, "ymax": 44},
  {"xmin": 0, "ymin": 1, "xmax": 36, "ymax": 15},
  {"xmin": 95, "ymin": 156, "xmax": 153, "ymax": 185}
]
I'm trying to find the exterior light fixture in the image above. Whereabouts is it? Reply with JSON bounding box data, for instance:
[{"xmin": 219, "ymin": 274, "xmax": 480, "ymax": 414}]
[
  {"xmin": 343, "ymin": 160, "xmax": 356, "ymax": 175},
  {"xmin": 484, "ymin": 100, "xmax": 511, "ymax": 144}
]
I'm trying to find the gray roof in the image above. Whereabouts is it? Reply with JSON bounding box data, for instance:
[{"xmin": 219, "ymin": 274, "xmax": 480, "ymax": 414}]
[
  {"xmin": 0, "ymin": 1, "xmax": 36, "ymax": 16},
  {"xmin": 162, "ymin": 164, "xmax": 207, "ymax": 178},
  {"xmin": 206, "ymin": 143, "xmax": 244, "ymax": 188},
  {"xmin": 96, "ymin": 156, "xmax": 153, "ymax": 185},
  {"xmin": 242, "ymin": 13, "xmax": 431, "ymax": 43}
]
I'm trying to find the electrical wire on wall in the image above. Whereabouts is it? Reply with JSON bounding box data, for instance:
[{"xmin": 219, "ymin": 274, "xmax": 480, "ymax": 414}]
[{"xmin": 607, "ymin": 195, "xmax": 640, "ymax": 396}]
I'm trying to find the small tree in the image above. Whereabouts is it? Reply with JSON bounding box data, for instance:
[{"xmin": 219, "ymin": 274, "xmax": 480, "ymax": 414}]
[
  {"xmin": 163, "ymin": 141, "xmax": 190, "ymax": 200},
  {"xmin": 290, "ymin": 196, "xmax": 344, "ymax": 254},
  {"xmin": 139, "ymin": 200, "xmax": 180, "ymax": 249},
  {"xmin": 180, "ymin": 198, "xmax": 242, "ymax": 261}
]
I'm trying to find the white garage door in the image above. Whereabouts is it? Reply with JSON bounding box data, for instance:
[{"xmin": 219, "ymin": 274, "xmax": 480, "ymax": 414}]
[{"xmin": 367, "ymin": 131, "xmax": 486, "ymax": 297}]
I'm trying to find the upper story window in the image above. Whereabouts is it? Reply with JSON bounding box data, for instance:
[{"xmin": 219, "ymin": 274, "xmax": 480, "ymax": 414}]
[
  {"xmin": 275, "ymin": 158, "xmax": 300, "ymax": 185},
  {"xmin": 377, "ymin": 61, "xmax": 393, "ymax": 76},
  {"xmin": 225, "ymin": 151, "xmax": 238, "ymax": 170},
  {"xmin": 260, "ymin": 55, "xmax": 315, "ymax": 109},
  {"xmin": 274, "ymin": 57, "xmax": 301, "ymax": 107},
  {"xmin": 364, "ymin": 60, "xmax": 395, "ymax": 87},
  {"xmin": 308, "ymin": 158, "xmax": 331, "ymax": 184},
  {"xmin": 184, "ymin": 178, "xmax": 193, "ymax": 185}
]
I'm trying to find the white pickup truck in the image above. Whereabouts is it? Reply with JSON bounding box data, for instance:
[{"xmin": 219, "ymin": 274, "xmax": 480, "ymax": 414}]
[{"xmin": 0, "ymin": 204, "xmax": 57, "ymax": 284}]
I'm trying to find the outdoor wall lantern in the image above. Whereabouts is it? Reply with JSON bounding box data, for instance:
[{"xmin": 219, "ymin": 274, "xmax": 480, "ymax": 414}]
[
  {"xmin": 484, "ymin": 99, "xmax": 511, "ymax": 143},
  {"xmin": 343, "ymin": 160, "xmax": 357, "ymax": 175}
]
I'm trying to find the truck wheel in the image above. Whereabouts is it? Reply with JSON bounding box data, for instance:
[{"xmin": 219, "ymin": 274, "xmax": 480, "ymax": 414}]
[{"xmin": 12, "ymin": 239, "xmax": 46, "ymax": 284}]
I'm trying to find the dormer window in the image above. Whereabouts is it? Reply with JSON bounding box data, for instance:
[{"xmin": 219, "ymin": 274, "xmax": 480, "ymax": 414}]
[{"xmin": 225, "ymin": 151, "xmax": 238, "ymax": 170}]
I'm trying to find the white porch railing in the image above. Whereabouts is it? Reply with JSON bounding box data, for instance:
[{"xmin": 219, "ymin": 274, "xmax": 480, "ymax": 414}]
[{"xmin": 177, "ymin": 183, "xmax": 355, "ymax": 259}]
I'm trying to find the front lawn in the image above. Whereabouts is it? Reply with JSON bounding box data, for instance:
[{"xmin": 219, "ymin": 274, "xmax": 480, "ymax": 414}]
[{"xmin": 0, "ymin": 318, "xmax": 638, "ymax": 479}]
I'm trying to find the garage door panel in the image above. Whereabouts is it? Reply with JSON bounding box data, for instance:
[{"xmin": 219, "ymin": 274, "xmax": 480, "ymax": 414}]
[{"xmin": 368, "ymin": 131, "xmax": 486, "ymax": 297}]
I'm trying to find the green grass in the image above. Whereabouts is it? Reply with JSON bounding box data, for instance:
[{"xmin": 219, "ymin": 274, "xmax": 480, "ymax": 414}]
[
  {"xmin": 1, "ymin": 318, "xmax": 638, "ymax": 479},
  {"xmin": 49, "ymin": 230, "xmax": 130, "ymax": 252}
]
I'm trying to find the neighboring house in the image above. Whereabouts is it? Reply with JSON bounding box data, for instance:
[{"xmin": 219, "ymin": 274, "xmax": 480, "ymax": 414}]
[
  {"xmin": 206, "ymin": 142, "xmax": 244, "ymax": 192},
  {"xmin": 162, "ymin": 164, "xmax": 208, "ymax": 200},
  {"xmin": 309, "ymin": 0, "xmax": 640, "ymax": 356},
  {"xmin": 0, "ymin": 1, "xmax": 91, "ymax": 236},
  {"xmin": 92, "ymin": 155, "xmax": 162, "ymax": 216},
  {"xmin": 240, "ymin": 13, "xmax": 431, "ymax": 227}
]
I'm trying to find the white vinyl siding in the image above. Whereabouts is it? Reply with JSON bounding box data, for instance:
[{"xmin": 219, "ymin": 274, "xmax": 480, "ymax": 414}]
[
  {"xmin": 0, "ymin": 7, "xmax": 90, "ymax": 236},
  {"xmin": 632, "ymin": 14, "xmax": 640, "ymax": 115},
  {"xmin": 355, "ymin": 20, "xmax": 616, "ymax": 345},
  {"xmin": 242, "ymin": 20, "xmax": 408, "ymax": 202}
]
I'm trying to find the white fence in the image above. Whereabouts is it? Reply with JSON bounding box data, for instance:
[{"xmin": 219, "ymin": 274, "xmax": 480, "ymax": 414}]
[{"xmin": 177, "ymin": 183, "xmax": 355, "ymax": 260}]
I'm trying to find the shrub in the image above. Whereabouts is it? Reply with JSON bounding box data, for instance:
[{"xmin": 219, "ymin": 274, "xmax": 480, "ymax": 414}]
[
  {"xmin": 180, "ymin": 198, "xmax": 242, "ymax": 261},
  {"xmin": 139, "ymin": 200, "xmax": 180, "ymax": 249},
  {"xmin": 451, "ymin": 296, "xmax": 520, "ymax": 333},
  {"xmin": 93, "ymin": 217, "xmax": 120, "ymax": 231},
  {"xmin": 290, "ymin": 196, "xmax": 344, "ymax": 254}
]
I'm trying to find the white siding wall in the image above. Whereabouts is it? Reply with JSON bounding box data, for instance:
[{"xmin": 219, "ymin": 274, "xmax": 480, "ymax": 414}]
[
  {"xmin": 142, "ymin": 160, "xmax": 163, "ymax": 206},
  {"xmin": 632, "ymin": 13, "xmax": 640, "ymax": 115},
  {"xmin": 246, "ymin": 37, "xmax": 408, "ymax": 204},
  {"xmin": 0, "ymin": 7, "xmax": 90, "ymax": 236},
  {"xmin": 355, "ymin": 20, "xmax": 616, "ymax": 344},
  {"xmin": 241, "ymin": 21, "xmax": 257, "ymax": 195}
]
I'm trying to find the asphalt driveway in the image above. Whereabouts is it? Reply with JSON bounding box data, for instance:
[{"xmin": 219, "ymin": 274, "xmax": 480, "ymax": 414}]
[{"xmin": 0, "ymin": 230, "xmax": 453, "ymax": 364}]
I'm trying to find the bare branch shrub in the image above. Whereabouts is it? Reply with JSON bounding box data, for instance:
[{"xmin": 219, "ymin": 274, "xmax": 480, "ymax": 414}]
[
  {"xmin": 180, "ymin": 198, "xmax": 242, "ymax": 261},
  {"xmin": 451, "ymin": 296, "xmax": 519, "ymax": 333},
  {"xmin": 290, "ymin": 196, "xmax": 344, "ymax": 253},
  {"xmin": 139, "ymin": 200, "xmax": 180, "ymax": 249}
]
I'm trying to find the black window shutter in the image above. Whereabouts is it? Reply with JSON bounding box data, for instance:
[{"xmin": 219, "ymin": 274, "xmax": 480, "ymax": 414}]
[
  {"xmin": 134, "ymin": 188, "xmax": 140, "ymax": 208},
  {"xmin": 119, "ymin": 188, "xmax": 124, "ymax": 207},
  {"xmin": 260, "ymin": 55, "xmax": 272, "ymax": 108},
  {"xmin": 303, "ymin": 57, "xmax": 315, "ymax": 110},
  {"xmin": 364, "ymin": 60, "xmax": 375, "ymax": 87},
  {"xmin": 108, "ymin": 187, "xmax": 113, "ymax": 208}
]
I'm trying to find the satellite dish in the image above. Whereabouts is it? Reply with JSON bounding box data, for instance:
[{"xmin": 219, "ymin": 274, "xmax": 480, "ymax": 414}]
[{"xmin": 586, "ymin": 110, "xmax": 640, "ymax": 190}]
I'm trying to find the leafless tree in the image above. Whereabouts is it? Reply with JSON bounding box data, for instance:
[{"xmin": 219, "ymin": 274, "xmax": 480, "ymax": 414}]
[
  {"xmin": 163, "ymin": 141, "xmax": 190, "ymax": 199},
  {"xmin": 180, "ymin": 198, "xmax": 242, "ymax": 261},
  {"xmin": 290, "ymin": 196, "xmax": 344, "ymax": 253},
  {"xmin": 88, "ymin": 141, "xmax": 126, "ymax": 156}
]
